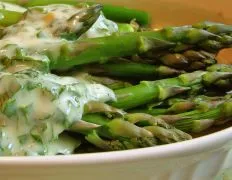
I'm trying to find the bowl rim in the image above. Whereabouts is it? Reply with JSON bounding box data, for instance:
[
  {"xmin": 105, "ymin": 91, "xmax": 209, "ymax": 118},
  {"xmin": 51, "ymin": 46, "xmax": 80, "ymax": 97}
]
[{"xmin": 0, "ymin": 126, "xmax": 232, "ymax": 166}]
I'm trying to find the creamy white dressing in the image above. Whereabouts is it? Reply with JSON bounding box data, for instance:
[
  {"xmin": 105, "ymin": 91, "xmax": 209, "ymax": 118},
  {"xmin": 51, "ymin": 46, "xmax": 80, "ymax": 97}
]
[
  {"xmin": 0, "ymin": 4, "xmax": 119, "ymax": 72},
  {"xmin": 79, "ymin": 13, "xmax": 118, "ymax": 39},
  {"xmin": 0, "ymin": 4, "xmax": 84, "ymax": 69},
  {"xmin": 0, "ymin": 2, "xmax": 26, "ymax": 13},
  {"xmin": 0, "ymin": 70, "xmax": 115, "ymax": 155}
]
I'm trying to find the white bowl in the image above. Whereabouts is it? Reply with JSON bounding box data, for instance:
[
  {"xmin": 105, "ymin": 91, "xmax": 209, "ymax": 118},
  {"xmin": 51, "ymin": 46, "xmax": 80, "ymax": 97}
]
[
  {"xmin": 1, "ymin": 1, "xmax": 232, "ymax": 180},
  {"xmin": 1, "ymin": 127, "xmax": 232, "ymax": 180}
]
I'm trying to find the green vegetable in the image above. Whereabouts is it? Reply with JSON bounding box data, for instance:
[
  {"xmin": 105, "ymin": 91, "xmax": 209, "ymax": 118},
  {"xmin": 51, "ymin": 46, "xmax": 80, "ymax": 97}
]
[
  {"xmin": 78, "ymin": 61, "xmax": 183, "ymax": 78},
  {"xmin": 112, "ymin": 71, "xmax": 232, "ymax": 110},
  {"xmin": 1, "ymin": 4, "xmax": 231, "ymax": 71},
  {"xmin": 174, "ymin": 98, "xmax": 232, "ymax": 132},
  {"xmin": 1, "ymin": 0, "xmax": 151, "ymax": 26},
  {"xmin": 76, "ymin": 113, "xmax": 191, "ymax": 150}
]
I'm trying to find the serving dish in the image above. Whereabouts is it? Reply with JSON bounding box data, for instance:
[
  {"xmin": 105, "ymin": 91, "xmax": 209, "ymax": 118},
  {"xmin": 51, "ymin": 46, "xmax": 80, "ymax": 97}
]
[
  {"xmin": 0, "ymin": 0, "xmax": 231, "ymax": 180},
  {"xmin": 1, "ymin": 127, "xmax": 232, "ymax": 180}
]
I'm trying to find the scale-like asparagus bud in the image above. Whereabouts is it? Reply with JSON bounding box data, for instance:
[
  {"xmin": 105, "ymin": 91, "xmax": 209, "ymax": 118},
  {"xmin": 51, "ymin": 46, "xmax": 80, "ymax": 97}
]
[
  {"xmin": 124, "ymin": 95, "xmax": 232, "ymax": 134},
  {"xmin": 145, "ymin": 50, "xmax": 217, "ymax": 70},
  {"xmin": 84, "ymin": 101, "xmax": 126, "ymax": 117},
  {"xmin": 85, "ymin": 130, "xmax": 157, "ymax": 151},
  {"xmin": 85, "ymin": 118, "xmax": 158, "ymax": 151},
  {"xmin": 192, "ymin": 22, "xmax": 232, "ymax": 51},
  {"xmin": 193, "ymin": 21, "xmax": 232, "ymax": 37},
  {"xmin": 124, "ymin": 113, "xmax": 191, "ymax": 143},
  {"xmin": 70, "ymin": 102, "xmax": 191, "ymax": 150},
  {"xmin": 60, "ymin": 4, "xmax": 102, "ymax": 40},
  {"xmin": 82, "ymin": 114, "xmax": 191, "ymax": 150},
  {"xmin": 207, "ymin": 64, "xmax": 232, "ymax": 72}
]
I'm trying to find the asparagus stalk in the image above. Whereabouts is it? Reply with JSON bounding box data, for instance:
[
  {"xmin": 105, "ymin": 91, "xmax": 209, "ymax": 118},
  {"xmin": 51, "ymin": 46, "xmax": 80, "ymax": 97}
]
[
  {"xmin": 53, "ymin": 24, "xmax": 232, "ymax": 69},
  {"xmin": 100, "ymin": 4, "xmax": 151, "ymax": 26},
  {"xmin": 193, "ymin": 21, "xmax": 232, "ymax": 38},
  {"xmin": 51, "ymin": 33, "xmax": 175, "ymax": 69},
  {"xmin": 207, "ymin": 64, "xmax": 232, "ymax": 89},
  {"xmin": 1, "ymin": 0, "xmax": 151, "ymax": 26},
  {"xmin": 112, "ymin": 71, "xmax": 232, "ymax": 110},
  {"xmin": 86, "ymin": 129, "xmax": 156, "ymax": 151},
  {"xmin": 68, "ymin": 99, "xmax": 192, "ymax": 150},
  {"xmin": 193, "ymin": 21, "xmax": 232, "ymax": 51},
  {"xmin": 174, "ymin": 98, "xmax": 232, "ymax": 132},
  {"xmin": 78, "ymin": 61, "xmax": 183, "ymax": 78},
  {"xmin": 130, "ymin": 102, "xmax": 195, "ymax": 116},
  {"xmin": 2, "ymin": 6, "xmax": 231, "ymax": 70},
  {"xmin": 81, "ymin": 117, "xmax": 158, "ymax": 151},
  {"xmin": 131, "ymin": 95, "xmax": 228, "ymax": 116},
  {"xmin": 207, "ymin": 64, "xmax": 232, "ymax": 72},
  {"xmin": 73, "ymin": 113, "xmax": 191, "ymax": 150}
]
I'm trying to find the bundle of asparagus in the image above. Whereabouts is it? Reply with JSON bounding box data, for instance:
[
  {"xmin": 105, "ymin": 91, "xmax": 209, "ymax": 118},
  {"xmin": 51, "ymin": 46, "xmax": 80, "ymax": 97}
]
[{"xmin": 0, "ymin": 1, "xmax": 231, "ymax": 156}]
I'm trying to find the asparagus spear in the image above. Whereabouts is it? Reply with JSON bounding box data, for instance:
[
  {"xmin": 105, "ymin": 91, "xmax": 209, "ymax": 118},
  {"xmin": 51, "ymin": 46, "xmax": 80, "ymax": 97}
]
[
  {"xmin": 53, "ymin": 24, "xmax": 232, "ymax": 69},
  {"xmin": 174, "ymin": 98, "xmax": 232, "ymax": 133},
  {"xmin": 131, "ymin": 95, "xmax": 228, "ymax": 116},
  {"xmin": 100, "ymin": 4, "xmax": 151, "ymax": 26},
  {"xmin": 68, "ymin": 99, "xmax": 192, "ymax": 150},
  {"xmin": 73, "ymin": 113, "xmax": 191, "ymax": 150},
  {"xmin": 207, "ymin": 64, "xmax": 232, "ymax": 72},
  {"xmin": 78, "ymin": 61, "xmax": 183, "ymax": 79},
  {"xmin": 71, "ymin": 114, "xmax": 158, "ymax": 150},
  {"xmin": 86, "ymin": 129, "xmax": 157, "ymax": 151},
  {"xmin": 112, "ymin": 71, "xmax": 232, "ymax": 110},
  {"xmin": 1, "ymin": 0, "xmax": 150, "ymax": 26},
  {"xmin": 2, "ymin": 6, "xmax": 231, "ymax": 70},
  {"xmin": 193, "ymin": 21, "xmax": 232, "ymax": 38},
  {"xmin": 5, "ymin": 0, "xmax": 151, "ymax": 26},
  {"xmin": 126, "ymin": 95, "xmax": 232, "ymax": 133},
  {"xmin": 206, "ymin": 64, "xmax": 232, "ymax": 89},
  {"xmin": 130, "ymin": 101, "xmax": 195, "ymax": 116}
]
